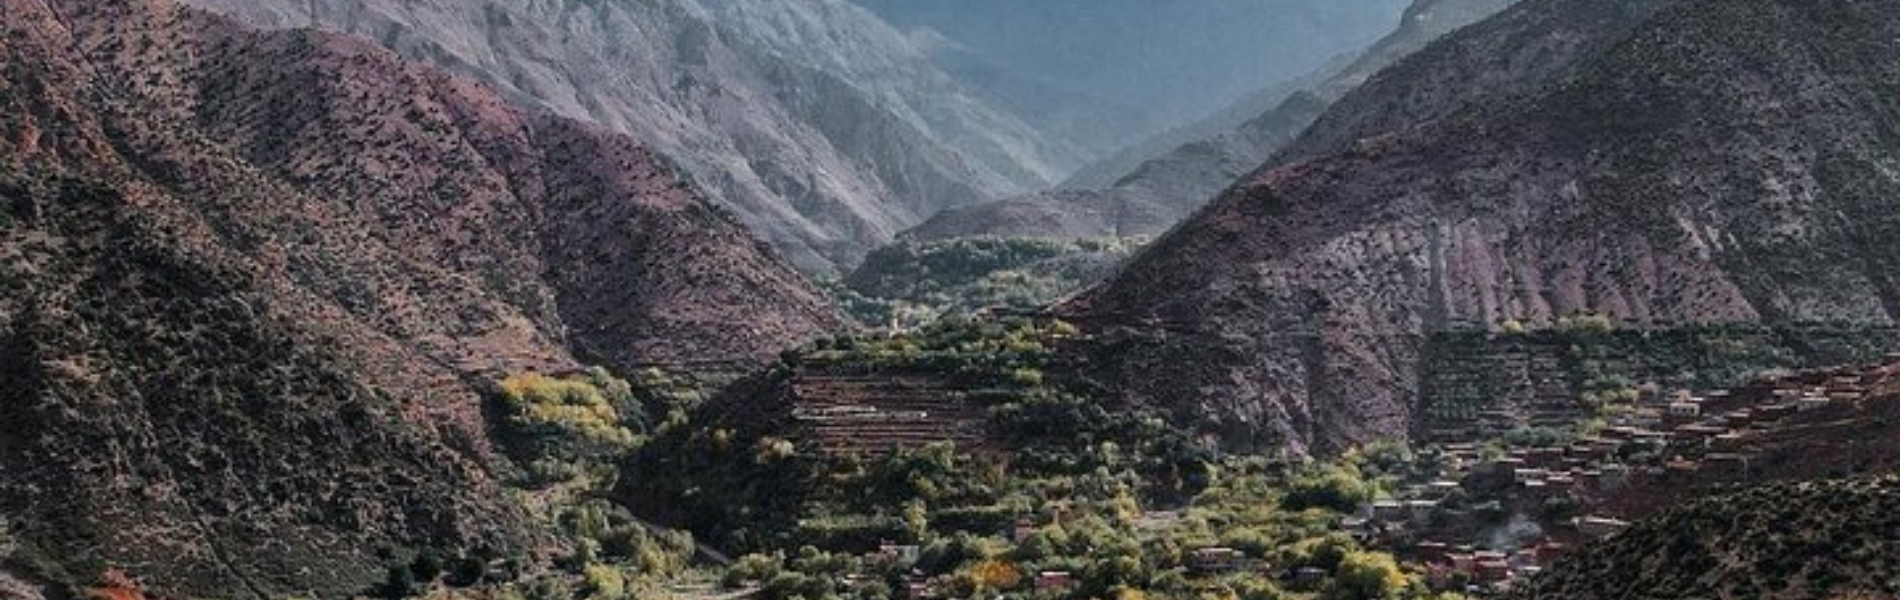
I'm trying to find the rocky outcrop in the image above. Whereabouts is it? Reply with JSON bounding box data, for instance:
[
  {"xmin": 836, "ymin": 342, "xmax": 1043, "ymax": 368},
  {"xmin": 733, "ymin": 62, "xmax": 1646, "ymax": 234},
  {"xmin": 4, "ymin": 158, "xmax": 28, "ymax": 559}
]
[
  {"xmin": 0, "ymin": 0, "xmax": 838, "ymax": 595},
  {"xmin": 173, "ymin": 0, "xmax": 1087, "ymax": 272},
  {"xmin": 1067, "ymin": 0, "xmax": 1900, "ymax": 455},
  {"xmin": 910, "ymin": 0, "xmax": 1520, "ymax": 242}
]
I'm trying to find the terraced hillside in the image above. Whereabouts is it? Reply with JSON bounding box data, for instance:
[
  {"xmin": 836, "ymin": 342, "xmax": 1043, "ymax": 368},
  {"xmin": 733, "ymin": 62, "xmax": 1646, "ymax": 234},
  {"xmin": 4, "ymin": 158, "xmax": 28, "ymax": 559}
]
[
  {"xmin": 788, "ymin": 368, "xmax": 990, "ymax": 459},
  {"xmin": 1417, "ymin": 325, "xmax": 1900, "ymax": 442}
]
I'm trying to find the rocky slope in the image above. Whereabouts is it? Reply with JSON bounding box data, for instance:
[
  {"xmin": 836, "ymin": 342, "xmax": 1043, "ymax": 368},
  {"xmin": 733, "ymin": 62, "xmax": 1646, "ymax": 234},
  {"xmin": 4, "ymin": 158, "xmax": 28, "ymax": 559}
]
[
  {"xmin": 173, "ymin": 0, "xmax": 1085, "ymax": 273},
  {"xmin": 1065, "ymin": 0, "xmax": 1900, "ymax": 455},
  {"xmin": 0, "ymin": 0, "xmax": 838, "ymax": 595},
  {"xmin": 909, "ymin": 0, "xmax": 1520, "ymax": 242},
  {"xmin": 1517, "ymin": 475, "xmax": 1900, "ymax": 599}
]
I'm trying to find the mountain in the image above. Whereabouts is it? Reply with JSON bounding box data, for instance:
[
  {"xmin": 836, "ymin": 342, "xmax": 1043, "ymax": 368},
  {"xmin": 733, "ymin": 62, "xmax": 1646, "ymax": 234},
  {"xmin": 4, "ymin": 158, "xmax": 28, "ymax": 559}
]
[
  {"xmin": 172, "ymin": 0, "xmax": 1088, "ymax": 273},
  {"xmin": 1517, "ymin": 475, "xmax": 1900, "ymax": 599},
  {"xmin": 851, "ymin": 0, "xmax": 1412, "ymax": 149},
  {"xmin": 1064, "ymin": 0, "xmax": 1900, "ymax": 455},
  {"xmin": 906, "ymin": 0, "xmax": 1519, "ymax": 242},
  {"xmin": 0, "ymin": 0, "xmax": 838, "ymax": 595}
]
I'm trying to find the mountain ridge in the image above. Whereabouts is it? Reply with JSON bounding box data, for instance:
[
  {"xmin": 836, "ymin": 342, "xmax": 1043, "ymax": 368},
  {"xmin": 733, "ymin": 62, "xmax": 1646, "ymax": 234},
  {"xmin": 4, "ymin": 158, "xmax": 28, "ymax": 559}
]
[{"xmin": 174, "ymin": 0, "xmax": 1089, "ymax": 272}]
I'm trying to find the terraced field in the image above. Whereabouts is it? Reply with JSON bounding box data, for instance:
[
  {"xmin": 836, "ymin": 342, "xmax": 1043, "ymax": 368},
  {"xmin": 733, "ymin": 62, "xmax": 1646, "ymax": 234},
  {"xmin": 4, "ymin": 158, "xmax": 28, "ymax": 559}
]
[{"xmin": 787, "ymin": 368, "xmax": 993, "ymax": 459}]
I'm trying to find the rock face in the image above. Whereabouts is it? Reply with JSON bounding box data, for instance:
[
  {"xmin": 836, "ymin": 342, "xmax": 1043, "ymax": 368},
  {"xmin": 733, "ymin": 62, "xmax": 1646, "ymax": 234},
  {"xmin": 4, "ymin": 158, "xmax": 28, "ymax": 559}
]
[
  {"xmin": 910, "ymin": 0, "xmax": 1520, "ymax": 242},
  {"xmin": 174, "ymin": 0, "xmax": 1087, "ymax": 272},
  {"xmin": 1066, "ymin": 0, "xmax": 1900, "ymax": 455},
  {"xmin": 0, "ymin": 0, "xmax": 838, "ymax": 595}
]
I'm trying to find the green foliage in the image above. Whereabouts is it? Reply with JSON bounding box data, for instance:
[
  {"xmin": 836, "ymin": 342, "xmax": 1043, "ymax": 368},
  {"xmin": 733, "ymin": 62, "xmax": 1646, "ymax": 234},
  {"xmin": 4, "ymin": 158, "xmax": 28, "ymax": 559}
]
[
  {"xmin": 1327, "ymin": 551, "xmax": 1409, "ymax": 600},
  {"xmin": 1556, "ymin": 313, "xmax": 1616, "ymax": 335},
  {"xmin": 834, "ymin": 236, "xmax": 1143, "ymax": 327},
  {"xmin": 1281, "ymin": 465, "xmax": 1375, "ymax": 514},
  {"xmin": 499, "ymin": 369, "xmax": 641, "ymax": 470}
]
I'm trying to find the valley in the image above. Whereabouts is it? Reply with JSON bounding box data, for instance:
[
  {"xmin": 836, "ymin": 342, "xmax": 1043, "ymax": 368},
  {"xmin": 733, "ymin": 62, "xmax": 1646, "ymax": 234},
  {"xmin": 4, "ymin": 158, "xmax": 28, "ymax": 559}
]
[{"xmin": 3, "ymin": 0, "xmax": 1900, "ymax": 599}]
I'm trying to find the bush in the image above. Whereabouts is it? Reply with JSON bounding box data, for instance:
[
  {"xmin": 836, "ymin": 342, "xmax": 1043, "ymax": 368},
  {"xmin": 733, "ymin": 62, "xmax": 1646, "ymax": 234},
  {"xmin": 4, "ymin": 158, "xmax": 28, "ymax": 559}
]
[
  {"xmin": 1328, "ymin": 551, "xmax": 1408, "ymax": 600},
  {"xmin": 1281, "ymin": 466, "xmax": 1374, "ymax": 514},
  {"xmin": 498, "ymin": 371, "xmax": 640, "ymax": 469}
]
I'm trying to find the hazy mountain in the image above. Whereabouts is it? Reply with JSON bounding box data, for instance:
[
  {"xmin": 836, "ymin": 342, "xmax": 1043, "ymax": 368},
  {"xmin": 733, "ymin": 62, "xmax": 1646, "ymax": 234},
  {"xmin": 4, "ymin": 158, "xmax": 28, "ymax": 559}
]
[
  {"xmin": 905, "ymin": 0, "xmax": 1519, "ymax": 243},
  {"xmin": 1066, "ymin": 0, "xmax": 1900, "ymax": 454},
  {"xmin": 173, "ymin": 0, "xmax": 1090, "ymax": 273},
  {"xmin": 851, "ymin": 0, "xmax": 1412, "ymax": 149},
  {"xmin": 0, "ymin": 0, "xmax": 838, "ymax": 594}
]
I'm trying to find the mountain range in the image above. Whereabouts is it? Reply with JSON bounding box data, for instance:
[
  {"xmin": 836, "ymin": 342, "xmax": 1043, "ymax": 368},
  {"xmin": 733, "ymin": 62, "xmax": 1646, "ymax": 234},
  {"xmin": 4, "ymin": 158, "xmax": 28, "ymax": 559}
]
[
  {"xmin": 904, "ymin": 0, "xmax": 1522, "ymax": 243},
  {"xmin": 167, "ymin": 0, "xmax": 1090, "ymax": 273}
]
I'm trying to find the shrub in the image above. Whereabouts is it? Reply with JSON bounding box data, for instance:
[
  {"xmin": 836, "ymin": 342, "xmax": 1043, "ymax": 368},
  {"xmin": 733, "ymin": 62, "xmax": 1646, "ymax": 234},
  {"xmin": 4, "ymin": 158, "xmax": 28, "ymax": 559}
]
[
  {"xmin": 1282, "ymin": 466, "xmax": 1374, "ymax": 514},
  {"xmin": 968, "ymin": 558, "xmax": 1023, "ymax": 591},
  {"xmin": 1328, "ymin": 551, "xmax": 1408, "ymax": 600}
]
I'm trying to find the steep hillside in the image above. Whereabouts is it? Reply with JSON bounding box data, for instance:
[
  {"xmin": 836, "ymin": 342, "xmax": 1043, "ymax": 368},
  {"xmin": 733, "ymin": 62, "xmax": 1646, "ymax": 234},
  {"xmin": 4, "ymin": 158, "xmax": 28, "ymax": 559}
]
[
  {"xmin": 1517, "ymin": 476, "xmax": 1900, "ymax": 599},
  {"xmin": 909, "ymin": 0, "xmax": 1519, "ymax": 242},
  {"xmin": 1066, "ymin": 0, "xmax": 1900, "ymax": 455},
  {"xmin": 0, "ymin": 0, "xmax": 837, "ymax": 595},
  {"xmin": 175, "ymin": 0, "xmax": 1085, "ymax": 272}
]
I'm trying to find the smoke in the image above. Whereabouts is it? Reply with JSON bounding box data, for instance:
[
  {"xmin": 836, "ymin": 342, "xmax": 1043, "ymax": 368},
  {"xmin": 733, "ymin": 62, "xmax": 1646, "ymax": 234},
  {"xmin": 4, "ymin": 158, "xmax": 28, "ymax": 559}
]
[{"xmin": 1486, "ymin": 512, "xmax": 1544, "ymax": 551}]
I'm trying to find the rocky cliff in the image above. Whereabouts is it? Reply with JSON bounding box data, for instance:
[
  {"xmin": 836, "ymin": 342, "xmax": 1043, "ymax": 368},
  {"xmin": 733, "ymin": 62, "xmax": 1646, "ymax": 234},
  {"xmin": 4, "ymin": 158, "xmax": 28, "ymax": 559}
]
[
  {"xmin": 0, "ymin": 0, "xmax": 838, "ymax": 595},
  {"xmin": 1067, "ymin": 0, "xmax": 1900, "ymax": 455},
  {"xmin": 173, "ymin": 0, "xmax": 1086, "ymax": 272}
]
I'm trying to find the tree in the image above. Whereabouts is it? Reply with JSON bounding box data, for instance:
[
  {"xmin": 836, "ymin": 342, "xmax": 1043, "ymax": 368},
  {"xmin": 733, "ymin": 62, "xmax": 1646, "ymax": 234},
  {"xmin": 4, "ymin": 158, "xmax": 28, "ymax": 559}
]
[
  {"xmin": 968, "ymin": 558, "xmax": 1023, "ymax": 591},
  {"xmin": 1282, "ymin": 466, "xmax": 1374, "ymax": 513},
  {"xmin": 1328, "ymin": 551, "xmax": 1408, "ymax": 600}
]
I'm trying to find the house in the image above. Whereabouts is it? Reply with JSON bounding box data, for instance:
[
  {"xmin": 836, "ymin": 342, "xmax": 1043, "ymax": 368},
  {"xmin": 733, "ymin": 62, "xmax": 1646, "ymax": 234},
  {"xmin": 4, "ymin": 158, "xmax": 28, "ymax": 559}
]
[
  {"xmin": 1292, "ymin": 567, "xmax": 1329, "ymax": 587},
  {"xmin": 1190, "ymin": 548, "xmax": 1247, "ymax": 573},
  {"xmin": 1576, "ymin": 516, "xmax": 1630, "ymax": 539},
  {"xmin": 1756, "ymin": 403, "xmax": 1798, "ymax": 422},
  {"xmin": 877, "ymin": 543, "xmax": 921, "ymax": 565},
  {"xmin": 1665, "ymin": 401, "xmax": 1703, "ymax": 424},
  {"xmin": 904, "ymin": 579, "xmax": 931, "ymax": 600},
  {"xmin": 1369, "ymin": 500, "xmax": 1407, "ymax": 522},
  {"xmin": 1475, "ymin": 559, "xmax": 1512, "ymax": 583},
  {"xmin": 1426, "ymin": 480, "xmax": 1463, "ymax": 498},
  {"xmin": 1513, "ymin": 467, "xmax": 1549, "ymax": 483},
  {"xmin": 1799, "ymin": 395, "xmax": 1831, "ymax": 412},
  {"xmin": 1035, "ymin": 572, "xmax": 1074, "ymax": 593},
  {"xmin": 1012, "ymin": 518, "xmax": 1038, "ymax": 543}
]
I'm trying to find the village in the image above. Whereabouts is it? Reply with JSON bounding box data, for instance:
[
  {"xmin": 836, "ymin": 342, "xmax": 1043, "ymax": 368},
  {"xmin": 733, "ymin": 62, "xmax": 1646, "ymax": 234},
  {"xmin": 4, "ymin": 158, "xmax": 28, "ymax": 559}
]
[
  {"xmin": 1357, "ymin": 351, "xmax": 1900, "ymax": 595},
  {"xmin": 750, "ymin": 320, "xmax": 1900, "ymax": 599}
]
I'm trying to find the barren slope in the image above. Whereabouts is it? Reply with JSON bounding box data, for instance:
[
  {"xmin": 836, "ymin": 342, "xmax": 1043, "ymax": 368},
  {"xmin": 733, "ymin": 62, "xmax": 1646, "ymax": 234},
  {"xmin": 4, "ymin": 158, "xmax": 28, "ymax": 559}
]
[{"xmin": 0, "ymin": 0, "xmax": 838, "ymax": 594}]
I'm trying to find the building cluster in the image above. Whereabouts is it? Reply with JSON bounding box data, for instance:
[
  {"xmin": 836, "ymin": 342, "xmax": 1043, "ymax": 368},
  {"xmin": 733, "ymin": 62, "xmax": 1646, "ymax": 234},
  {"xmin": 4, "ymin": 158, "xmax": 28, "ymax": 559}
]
[{"xmin": 1378, "ymin": 354, "xmax": 1900, "ymax": 594}]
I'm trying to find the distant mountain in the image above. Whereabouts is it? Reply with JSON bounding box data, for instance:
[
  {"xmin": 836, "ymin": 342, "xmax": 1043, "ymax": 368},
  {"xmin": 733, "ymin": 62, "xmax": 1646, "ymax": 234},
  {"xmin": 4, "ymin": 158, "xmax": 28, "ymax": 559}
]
[
  {"xmin": 175, "ymin": 0, "xmax": 1088, "ymax": 273},
  {"xmin": 851, "ymin": 0, "xmax": 1411, "ymax": 147},
  {"xmin": 1519, "ymin": 475, "xmax": 1900, "ymax": 599},
  {"xmin": 0, "ymin": 0, "xmax": 838, "ymax": 595},
  {"xmin": 1066, "ymin": 0, "xmax": 1900, "ymax": 454},
  {"xmin": 907, "ymin": 0, "xmax": 1519, "ymax": 242}
]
